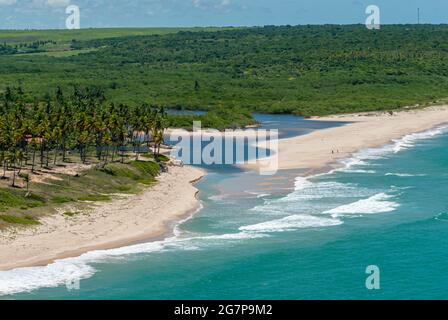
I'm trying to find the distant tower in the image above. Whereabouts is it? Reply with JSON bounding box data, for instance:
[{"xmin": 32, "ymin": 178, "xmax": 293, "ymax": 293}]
[{"xmin": 418, "ymin": 8, "xmax": 420, "ymax": 25}]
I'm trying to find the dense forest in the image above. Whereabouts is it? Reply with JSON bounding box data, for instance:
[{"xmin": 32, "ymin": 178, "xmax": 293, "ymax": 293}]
[
  {"xmin": 0, "ymin": 86, "xmax": 169, "ymax": 187},
  {"xmin": 1, "ymin": 25, "xmax": 448, "ymax": 116},
  {"xmin": 0, "ymin": 85, "xmax": 254, "ymax": 186}
]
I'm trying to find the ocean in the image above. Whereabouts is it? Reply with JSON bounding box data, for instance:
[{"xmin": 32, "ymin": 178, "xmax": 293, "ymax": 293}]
[{"xmin": 1, "ymin": 115, "xmax": 448, "ymax": 300}]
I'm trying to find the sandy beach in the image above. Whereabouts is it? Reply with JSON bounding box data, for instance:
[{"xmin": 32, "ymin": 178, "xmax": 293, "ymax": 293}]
[
  {"xmin": 248, "ymin": 105, "xmax": 448, "ymax": 172},
  {"xmin": 2, "ymin": 105, "xmax": 448, "ymax": 272},
  {"xmin": 0, "ymin": 165, "xmax": 204, "ymax": 271}
]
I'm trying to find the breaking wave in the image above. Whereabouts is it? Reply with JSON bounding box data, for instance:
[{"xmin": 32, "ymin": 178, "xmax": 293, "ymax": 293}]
[
  {"xmin": 0, "ymin": 230, "xmax": 266, "ymax": 296},
  {"xmin": 334, "ymin": 125, "xmax": 448, "ymax": 174},
  {"xmin": 385, "ymin": 173, "xmax": 427, "ymax": 177},
  {"xmin": 239, "ymin": 214, "xmax": 342, "ymax": 233},
  {"xmin": 324, "ymin": 193, "xmax": 400, "ymax": 216}
]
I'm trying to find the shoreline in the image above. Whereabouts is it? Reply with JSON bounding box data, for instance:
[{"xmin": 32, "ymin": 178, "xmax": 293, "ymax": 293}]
[
  {"xmin": 246, "ymin": 105, "xmax": 448, "ymax": 173},
  {"xmin": 2, "ymin": 105, "xmax": 448, "ymax": 272},
  {"xmin": 0, "ymin": 165, "xmax": 205, "ymax": 271}
]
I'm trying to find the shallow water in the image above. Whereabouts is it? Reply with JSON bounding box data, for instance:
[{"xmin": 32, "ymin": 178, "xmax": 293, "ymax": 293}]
[{"xmin": 2, "ymin": 117, "xmax": 448, "ymax": 299}]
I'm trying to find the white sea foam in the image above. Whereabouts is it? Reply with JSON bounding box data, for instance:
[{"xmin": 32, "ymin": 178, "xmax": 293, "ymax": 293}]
[
  {"xmin": 208, "ymin": 194, "xmax": 228, "ymax": 201},
  {"xmin": 286, "ymin": 181, "xmax": 365, "ymax": 201},
  {"xmin": 0, "ymin": 229, "xmax": 264, "ymax": 296},
  {"xmin": 244, "ymin": 191, "xmax": 272, "ymax": 199},
  {"xmin": 392, "ymin": 126, "xmax": 447, "ymax": 153},
  {"xmin": 199, "ymin": 232, "xmax": 267, "ymax": 240},
  {"xmin": 294, "ymin": 176, "xmax": 314, "ymax": 190},
  {"xmin": 0, "ymin": 259, "xmax": 96, "ymax": 297},
  {"xmin": 338, "ymin": 169, "xmax": 376, "ymax": 174},
  {"xmin": 435, "ymin": 212, "xmax": 448, "ymax": 222},
  {"xmin": 291, "ymin": 177, "xmax": 366, "ymax": 199},
  {"xmin": 173, "ymin": 202, "xmax": 204, "ymax": 237},
  {"xmin": 334, "ymin": 125, "xmax": 448, "ymax": 173},
  {"xmin": 385, "ymin": 173, "xmax": 427, "ymax": 177},
  {"xmin": 246, "ymin": 125, "xmax": 446, "ymax": 235},
  {"xmin": 324, "ymin": 193, "xmax": 399, "ymax": 216},
  {"xmin": 239, "ymin": 214, "xmax": 342, "ymax": 233},
  {"xmin": 2, "ymin": 125, "xmax": 445, "ymax": 296},
  {"xmin": 250, "ymin": 176, "xmax": 371, "ymax": 216}
]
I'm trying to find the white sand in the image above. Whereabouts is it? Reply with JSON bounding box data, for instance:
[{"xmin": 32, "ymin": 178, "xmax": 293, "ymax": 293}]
[
  {"xmin": 246, "ymin": 106, "xmax": 448, "ymax": 172},
  {"xmin": 0, "ymin": 165, "xmax": 204, "ymax": 271},
  {"xmin": 2, "ymin": 105, "xmax": 448, "ymax": 271}
]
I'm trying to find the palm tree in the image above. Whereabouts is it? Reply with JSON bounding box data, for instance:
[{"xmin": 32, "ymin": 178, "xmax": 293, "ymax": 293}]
[
  {"xmin": 0, "ymin": 151, "xmax": 6, "ymax": 180},
  {"xmin": 29, "ymin": 138, "xmax": 38, "ymax": 173},
  {"xmin": 151, "ymin": 106, "xmax": 167, "ymax": 158},
  {"xmin": 6, "ymin": 151, "xmax": 17, "ymax": 187},
  {"xmin": 52, "ymin": 126, "xmax": 62, "ymax": 165},
  {"xmin": 22, "ymin": 173, "xmax": 30, "ymax": 193},
  {"xmin": 153, "ymin": 129, "xmax": 164, "ymax": 159},
  {"xmin": 0, "ymin": 85, "xmax": 168, "ymax": 189},
  {"xmin": 16, "ymin": 150, "xmax": 25, "ymax": 175},
  {"xmin": 36, "ymin": 116, "xmax": 49, "ymax": 168}
]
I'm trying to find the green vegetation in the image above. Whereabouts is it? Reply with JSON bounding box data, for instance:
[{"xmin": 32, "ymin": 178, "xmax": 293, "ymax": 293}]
[
  {"xmin": 0, "ymin": 27, "xmax": 229, "ymax": 55},
  {"xmin": 0, "ymin": 27, "xmax": 230, "ymax": 43},
  {"xmin": 0, "ymin": 158, "xmax": 162, "ymax": 227},
  {"xmin": 0, "ymin": 84, "xmax": 249, "ymax": 227},
  {"xmin": 0, "ymin": 188, "xmax": 45, "ymax": 212},
  {"xmin": 0, "ymin": 86, "xmax": 170, "ymax": 227},
  {"xmin": 51, "ymin": 196, "xmax": 75, "ymax": 204},
  {"xmin": 0, "ymin": 85, "xmax": 168, "ymax": 183},
  {"xmin": 1, "ymin": 25, "xmax": 448, "ymax": 116},
  {"xmin": 167, "ymin": 107, "xmax": 256, "ymax": 130},
  {"xmin": 63, "ymin": 211, "xmax": 80, "ymax": 217},
  {"xmin": 101, "ymin": 161, "xmax": 161, "ymax": 185},
  {"xmin": 1, "ymin": 24, "xmax": 448, "ymax": 225},
  {"xmin": 141, "ymin": 153, "xmax": 171, "ymax": 162},
  {"xmin": 0, "ymin": 214, "xmax": 40, "ymax": 225}
]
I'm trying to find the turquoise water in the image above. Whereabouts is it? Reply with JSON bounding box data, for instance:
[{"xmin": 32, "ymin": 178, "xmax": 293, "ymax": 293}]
[{"xmin": 1, "ymin": 119, "xmax": 448, "ymax": 300}]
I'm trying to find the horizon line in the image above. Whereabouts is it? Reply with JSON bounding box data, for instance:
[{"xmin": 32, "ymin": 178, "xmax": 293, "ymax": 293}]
[{"xmin": 1, "ymin": 23, "xmax": 447, "ymax": 32}]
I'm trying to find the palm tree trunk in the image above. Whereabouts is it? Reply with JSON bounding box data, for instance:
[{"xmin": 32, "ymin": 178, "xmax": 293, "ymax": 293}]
[
  {"xmin": 97, "ymin": 147, "xmax": 102, "ymax": 161},
  {"xmin": 53, "ymin": 149, "xmax": 57, "ymax": 165},
  {"xmin": 40, "ymin": 143, "xmax": 44, "ymax": 167},
  {"xmin": 11, "ymin": 158, "xmax": 16, "ymax": 187},
  {"xmin": 46, "ymin": 149, "xmax": 50, "ymax": 167},
  {"xmin": 2, "ymin": 160, "xmax": 6, "ymax": 179},
  {"xmin": 136, "ymin": 134, "xmax": 141, "ymax": 160},
  {"xmin": 62, "ymin": 141, "xmax": 67, "ymax": 162},
  {"xmin": 25, "ymin": 147, "xmax": 29, "ymax": 165},
  {"xmin": 31, "ymin": 149, "xmax": 36, "ymax": 173},
  {"xmin": 104, "ymin": 147, "xmax": 109, "ymax": 164}
]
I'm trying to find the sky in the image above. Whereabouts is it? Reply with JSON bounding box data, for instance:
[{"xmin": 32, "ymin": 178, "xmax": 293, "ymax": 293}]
[{"xmin": 0, "ymin": 0, "xmax": 447, "ymax": 29}]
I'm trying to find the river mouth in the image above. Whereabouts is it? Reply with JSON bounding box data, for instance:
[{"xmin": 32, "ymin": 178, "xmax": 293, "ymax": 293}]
[
  {"xmin": 165, "ymin": 113, "xmax": 348, "ymax": 199},
  {"xmin": 13, "ymin": 114, "xmax": 448, "ymax": 299}
]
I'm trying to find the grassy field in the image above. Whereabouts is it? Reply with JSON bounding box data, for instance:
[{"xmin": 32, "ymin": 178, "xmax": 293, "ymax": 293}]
[
  {"xmin": 0, "ymin": 27, "xmax": 227, "ymax": 43},
  {"xmin": 0, "ymin": 27, "xmax": 231, "ymax": 56},
  {"xmin": 0, "ymin": 156, "xmax": 162, "ymax": 228}
]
